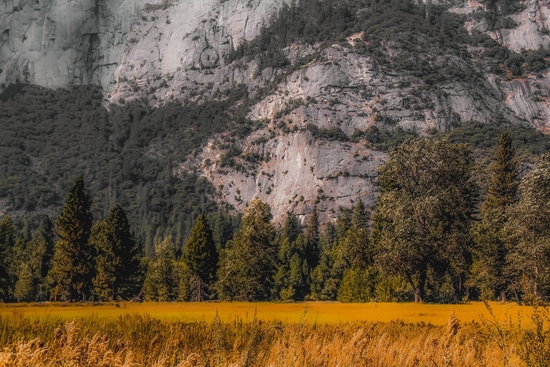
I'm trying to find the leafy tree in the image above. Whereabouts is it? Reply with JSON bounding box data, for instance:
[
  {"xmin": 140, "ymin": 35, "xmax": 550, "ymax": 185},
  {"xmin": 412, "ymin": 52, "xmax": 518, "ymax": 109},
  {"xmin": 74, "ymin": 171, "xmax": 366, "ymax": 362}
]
[
  {"xmin": 373, "ymin": 138, "xmax": 478, "ymax": 303},
  {"xmin": 48, "ymin": 176, "xmax": 94, "ymax": 301},
  {"xmin": 215, "ymin": 198, "xmax": 276, "ymax": 301},
  {"xmin": 505, "ymin": 152, "xmax": 550, "ymax": 304},
  {"xmin": 472, "ymin": 133, "xmax": 518, "ymax": 300}
]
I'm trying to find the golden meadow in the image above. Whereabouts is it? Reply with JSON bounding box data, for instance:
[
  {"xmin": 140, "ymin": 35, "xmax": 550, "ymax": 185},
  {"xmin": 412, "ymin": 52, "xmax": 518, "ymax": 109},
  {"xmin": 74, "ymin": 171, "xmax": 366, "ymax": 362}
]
[{"xmin": 0, "ymin": 301, "xmax": 549, "ymax": 367}]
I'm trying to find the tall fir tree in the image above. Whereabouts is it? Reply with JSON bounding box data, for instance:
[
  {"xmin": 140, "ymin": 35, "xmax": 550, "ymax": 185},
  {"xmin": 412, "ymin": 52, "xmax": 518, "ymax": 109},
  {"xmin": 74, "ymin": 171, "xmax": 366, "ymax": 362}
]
[
  {"xmin": 91, "ymin": 205, "xmax": 142, "ymax": 301},
  {"xmin": 215, "ymin": 198, "xmax": 276, "ymax": 301},
  {"xmin": 48, "ymin": 175, "xmax": 94, "ymax": 301},
  {"xmin": 0, "ymin": 215, "xmax": 14, "ymax": 300},
  {"xmin": 305, "ymin": 205, "xmax": 320, "ymax": 270},
  {"xmin": 14, "ymin": 263, "xmax": 35, "ymax": 302},
  {"xmin": 485, "ymin": 132, "xmax": 518, "ymax": 213},
  {"xmin": 144, "ymin": 236, "xmax": 180, "ymax": 301},
  {"xmin": 183, "ymin": 214, "xmax": 218, "ymax": 300},
  {"xmin": 472, "ymin": 133, "xmax": 518, "ymax": 300},
  {"xmin": 37, "ymin": 217, "xmax": 55, "ymax": 281}
]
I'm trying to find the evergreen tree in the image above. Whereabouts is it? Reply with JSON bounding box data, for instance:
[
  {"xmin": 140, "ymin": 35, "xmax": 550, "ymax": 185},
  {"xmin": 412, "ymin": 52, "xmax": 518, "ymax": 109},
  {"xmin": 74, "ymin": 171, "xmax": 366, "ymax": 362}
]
[
  {"xmin": 14, "ymin": 263, "xmax": 35, "ymax": 302},
  {"xmin": 305, "ymin": 205, "xmax": 320, "ymax": 269},
  {"xmin": 37, "ymin": 217, "xmax": 54, "ymax": 280},
  {"xmin": 485, "ymin": 133, "xmax": 518, "ymax": 212},
  {"xmin": 183, "ymin": 214, "xmax": 218, "ymax": 300},
  {"xmin": 91, "ymin": 205, "xmax": 141, "ymax": 301},
  {"xmin": 473, "ymin": 133, "xmax": 518, "ymax": 300},
  {"xmin": 309, "ymin": 223, "xmax": 340, "ymax": 301},
  {"xmin": 274, "ymin": 233, "xmax": 309, "ymax": 300},
  {"xmin": 337, "ymin": 267, "xmax": 374, "ymax": 303},
  {"xmin": 0, "ymin": 215, "xmax": 14, "ymax": 300},
  {"xmin": 183, "ymin": 214, "xmax": 217, "ymax": 282},
  {"xmin": 144, "ymin": 236, "xmax": 179, "ymax": 301},
  {"xmin": 340, "ymin": 200, "xmax": 371, "ymax": 268},
  {"xmin": 48, "ymin": 175, "xmax": 94, "ymax": 301},
  {"xmin": 215, "ymin": 198, "xmax": 276, "ymax": 301},
  {"xmin": 280, "ymin": 212, "xmax": 302, "ymax": 246}
]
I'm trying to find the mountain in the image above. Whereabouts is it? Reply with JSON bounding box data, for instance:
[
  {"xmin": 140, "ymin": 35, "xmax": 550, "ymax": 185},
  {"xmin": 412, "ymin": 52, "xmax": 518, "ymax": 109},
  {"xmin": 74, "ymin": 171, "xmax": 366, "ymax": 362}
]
[{"xmin": 2, "ymin": 0, "xmax": 550, "ymax": 233}]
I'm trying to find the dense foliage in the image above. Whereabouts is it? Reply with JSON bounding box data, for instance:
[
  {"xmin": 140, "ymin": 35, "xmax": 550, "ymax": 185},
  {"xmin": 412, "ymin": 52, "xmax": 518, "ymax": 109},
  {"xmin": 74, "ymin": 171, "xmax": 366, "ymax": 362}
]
[
  {"xmin": 0, "ymin": 84, "xmax": 250, "ymax": 256},
  {"xmin": 3, "ymin": 134, "xmax": 550, "ymax": 304}
]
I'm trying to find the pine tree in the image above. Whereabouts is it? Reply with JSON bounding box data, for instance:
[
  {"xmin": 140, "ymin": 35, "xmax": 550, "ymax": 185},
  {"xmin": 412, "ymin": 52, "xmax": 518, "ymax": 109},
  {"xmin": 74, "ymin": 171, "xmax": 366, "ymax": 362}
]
[
  {"xmin": 215, "ymin": 198, "xmax": 276, "ymax": 301},
  {"xmin": 14, "ymin": 263, "xmax": 35, "ymax": 302},
  {"xmin": 144, "ymin": 236, "xmax": 179, "ymax": 301},
  {"xmin": 305, "ymin": 205, "xmax": 320, "ymax": 270},
  {"xmin": 337, "ymin": 267, "xmax": 373, "ymax": 303},
  {"xmin": 0, "ymin": 215, "xmax": 14, "ymax": 300},
  {"xmin": 473, "ymin": 133, "xmax": 518, "ymax": 300},
  {"xmin": 309, "ymin": 222, "xmax": 342, "ymax": 301},
  {"xmin": 183, "ymin": 214, "xmax": 218, "ymax": 286},
  {"xmin": 485, "ymin": 133, "xmax": 518, "ymax": 213},
  {"xmin": 48, "ymin": 175, "xmax": 94, "ymax": 301},
  {"xmin": 37, "ymin": 217, "xmax": 54, "ymax": 280},
  {"xmin": 91, "ymin": 205, "xmax": 142, "ymax": 301}
]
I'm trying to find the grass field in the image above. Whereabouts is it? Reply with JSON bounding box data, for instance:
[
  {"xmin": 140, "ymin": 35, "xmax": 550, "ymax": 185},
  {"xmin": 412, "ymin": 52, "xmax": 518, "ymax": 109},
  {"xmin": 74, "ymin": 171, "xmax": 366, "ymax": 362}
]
[
  {"xmin": 0, "ymin": 302, "xmax": 548, "ymax": 366},
  {"xmin": 0, "ymin": 301, "xmax": 535, "ymax": 325}
]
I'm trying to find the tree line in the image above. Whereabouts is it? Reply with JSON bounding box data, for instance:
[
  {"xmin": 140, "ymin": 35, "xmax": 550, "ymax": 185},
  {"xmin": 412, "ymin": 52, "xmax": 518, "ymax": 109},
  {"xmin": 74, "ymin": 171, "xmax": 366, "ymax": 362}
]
[{"xmin": 1, "ymin": 133, "xmax": 549, "ymax": 304}]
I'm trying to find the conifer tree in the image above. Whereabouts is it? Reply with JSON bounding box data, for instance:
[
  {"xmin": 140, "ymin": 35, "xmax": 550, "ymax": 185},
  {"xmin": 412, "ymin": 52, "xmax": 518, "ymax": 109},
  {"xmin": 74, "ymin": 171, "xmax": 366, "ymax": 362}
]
[
  {"xmin": 485, "ymin": 133, "xmax": 518, "ymax": 213},
  {"xmin": 144, "ymin": 236, "xmax": 179, "ymax": 301},
  {"xmin": 91, "ymin": 205, "xmax": 141, "ymax": 301},
  {"xmin": 14, "ymin": 263, "xmax": 35, "ymax": 302},
  {"xmin": 0, "ymin": 215, "xmax": 14, "ymax": 300},
  {"xmin": 37, "ymin": 217, "xmax": 54, "ymax": 280},
  {"xmin": 309, "ymin": 222, "xmax": 342, "ymax": 301},
  {"xmin": 305, "ymin": 205, "xmax": 320, "ymax": 269},
  {"xmin": 183, "ymin": 214, "xmax": 218, "ymax": 283},
  {"xmin": 215, "ymin": 198, "xmax": 276, "ymax": 301},
  {"xmin": 48, "ymin": 175, "xmax": 94, "ymax": 301},
  {"xmin": 473, "ymin": 133, "xmax": 518, "ymax": 300}
]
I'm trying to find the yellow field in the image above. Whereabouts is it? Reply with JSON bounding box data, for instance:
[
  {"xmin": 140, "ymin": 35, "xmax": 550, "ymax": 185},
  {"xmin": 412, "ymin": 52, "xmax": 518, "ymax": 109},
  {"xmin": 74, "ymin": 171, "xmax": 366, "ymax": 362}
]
[{"xmin": 0, "ymin": 301, "xmax": 534, "ymax": 325}]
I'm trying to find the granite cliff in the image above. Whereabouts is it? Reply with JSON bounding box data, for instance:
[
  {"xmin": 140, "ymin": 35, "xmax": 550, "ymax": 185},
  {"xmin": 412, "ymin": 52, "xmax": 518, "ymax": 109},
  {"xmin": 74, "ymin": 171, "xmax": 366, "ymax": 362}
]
[{"xmin": 2, "ymin": 0, "xmax": 550, "ymax": 223}]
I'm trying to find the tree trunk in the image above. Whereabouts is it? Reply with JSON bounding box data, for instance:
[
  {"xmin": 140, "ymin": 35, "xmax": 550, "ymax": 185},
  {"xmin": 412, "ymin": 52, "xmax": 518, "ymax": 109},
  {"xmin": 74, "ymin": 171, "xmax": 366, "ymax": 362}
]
[
  {"xmin": 415, "ymin": 264, "xmax": 427, "ymax": 303},
  {"xmin": 414, "ymin": 287, "xmax": 423, "ymax": 303}
]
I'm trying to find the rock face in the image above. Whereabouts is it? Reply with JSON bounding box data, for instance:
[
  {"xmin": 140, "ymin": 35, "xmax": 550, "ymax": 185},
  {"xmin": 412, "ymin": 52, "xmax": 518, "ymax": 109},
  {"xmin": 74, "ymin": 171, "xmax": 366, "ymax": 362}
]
[
  {"xmin": 3, "ymin": 0, "xmax": 550, "ymax": 222},
  {"xmin": 0, "ymin": 0, "xmax": 151, "ymax": 89},
  {"xmin": 181, "ymin": 130, "xmax": 386, "ymax": 223}
]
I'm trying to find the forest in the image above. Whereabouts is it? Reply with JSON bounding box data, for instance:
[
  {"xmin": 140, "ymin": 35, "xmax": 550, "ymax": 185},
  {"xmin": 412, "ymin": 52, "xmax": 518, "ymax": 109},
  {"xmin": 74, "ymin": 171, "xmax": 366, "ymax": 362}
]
[{"xmin": 1, "ymin": 132, "xmax": 549, "ymax": 305}]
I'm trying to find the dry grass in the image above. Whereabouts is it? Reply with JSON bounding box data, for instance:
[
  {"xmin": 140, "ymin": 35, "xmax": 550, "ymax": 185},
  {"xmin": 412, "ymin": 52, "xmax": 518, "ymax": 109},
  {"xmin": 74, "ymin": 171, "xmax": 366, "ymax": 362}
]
[
  {"xmin": 0, "ymin": 301, "xmax": 533, "ymax": 324},
  {"xmin": 0, "ymin": 302, "xmax": 547, "ymax": 367}
]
